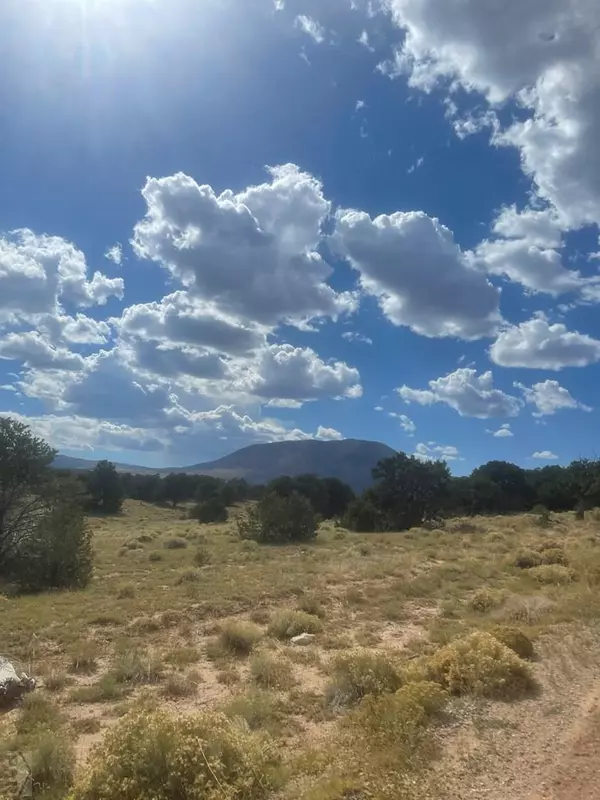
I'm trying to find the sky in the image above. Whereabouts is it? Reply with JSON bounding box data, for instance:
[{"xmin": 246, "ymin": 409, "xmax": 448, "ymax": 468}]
[{"xmin": 1, "ymin": 0, "xmax": 600, "ymax": 475}]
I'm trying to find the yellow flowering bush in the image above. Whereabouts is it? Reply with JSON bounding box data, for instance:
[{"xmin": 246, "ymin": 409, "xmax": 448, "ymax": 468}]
[
  {"xmin": 72, "ymin": 710, "xmax": 280, "ymax": 800},
  {"xmin": 425, "ymin": 631, "xmax": 534, "ymax": 698}
]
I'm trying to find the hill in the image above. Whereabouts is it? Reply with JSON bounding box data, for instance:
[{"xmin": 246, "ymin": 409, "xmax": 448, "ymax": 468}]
[{"xmin": 52, "ymin": 439, "xmax": 396, "ymax": 490}]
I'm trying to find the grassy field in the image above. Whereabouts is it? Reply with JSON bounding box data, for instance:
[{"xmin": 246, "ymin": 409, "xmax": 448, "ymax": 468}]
[{"xmin": 2, "ymin": 500, "xmax": 600, "ymax": 799}]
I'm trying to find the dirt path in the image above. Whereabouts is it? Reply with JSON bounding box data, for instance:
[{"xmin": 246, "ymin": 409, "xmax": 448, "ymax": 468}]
[{"xmin": 427, "ymin": 629, "xmax": 600, "ymax": 800}]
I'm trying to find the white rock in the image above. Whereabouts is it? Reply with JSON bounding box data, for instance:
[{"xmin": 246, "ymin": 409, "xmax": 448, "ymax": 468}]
[{"xmin": 291, "ymin": 633, "xmax": 316, "ymax": 646}]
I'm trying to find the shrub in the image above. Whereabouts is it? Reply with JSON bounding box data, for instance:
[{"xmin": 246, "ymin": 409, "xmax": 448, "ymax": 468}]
[
  {"xmin": 539, "ymin": 547, "xmax": 568, "ymax": 566},
  {"xmin": 342, "ymin": 497, "xmax": 381, "ymax": 533},
  {"xmin": 219, "ymin": 620, "xmax": 263, "ymax": 656},
  {"xmin": 250, "ymin": 653, "xmax": 296, "ymax": 690},
  {"xmin": 163, "ymin": 537, "xmax": 188, "ymax": 550},
  {"xmin": 175, "ymin": 567, "xmax": 202, "ymax": 585},
  {"xmin": 71, "ymin": 710, "xmax": 280, "ymax": 800},
  {"xmin": 69, "ymin": 675, "xmax": 125, "ymax": 704},
  {"xmin": 16, "ymin": 694, "xmax": 65, "ymax": 736},
  {"xmin": 111, "ymin": 649, "xmax": 164, "ymax": 685},
  {"xmin": 223, "ymin": 690, "xmax": 292, "ymax": 736},
  {"xmin": 161, "ymin": 673, "xmax": 198, "ymax": 699},
  {"xmin": 12, "ymin": 500, "xmax": 93, "ymax": 592},
  {"xmin": 190, "ymin": 498, "xmax": 228, "ymax": 524},
  {"xmin": 469, "ymin": 588, "xmax": 501, "ymax": 613},
  {"xmin": 528, "ymin": 564, "xmax": 576, "ymax": 585},
  {"xmin": 117, "ymin": 583, "xmax": 136, "ymax": 599},
  {"xmin": 425, "ymin": 632, "xmax": 534, "ymax": 698},
  {"xmin": 69, "ymin": 641, "xmax": 99, "ymax": 674},
  {"xmin": 350, "ymin": 681, "xmax": 447, "ymax": 753},
  {"xmin": 193, "ymin": 546, "xmax": 211, "ymax": 567},
  {"xmin": 44, "ymin": 670, "xmax": 72, "ymax": 692},
  {"xmin": 29, "ymin": 731, "xmax": 76, "ymax": 799},
  {"xmin": 513, "ymin": 550, "xmax": 542, "ymax": 569},
  {"xmin": 166, "ymin": 647, "xmax": 201, "ymax": 667},
  {"xmin": 488, "ymin": 625, "xmax": 534, "ymax": 660},
  {"xmin": 297, "ymin": 595, "xmax": 326, "ymax": 619},
  {"xmin": 148, "ymin": 551, "xmax": 163, "ymax": 562},
  {"xmin": 237, "ymin": 491, "xmax": 317, "ymax": 544},
  {"xmin": 328, "ymin": 649, "xmax": 403, "ymax": 705},
  {"xmin": 268, "ymin": 610, "xmax": 323, "ymax": 640}
]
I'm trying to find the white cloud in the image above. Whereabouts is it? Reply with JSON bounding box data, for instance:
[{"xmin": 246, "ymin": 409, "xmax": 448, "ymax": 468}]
[
  {"xmin": 487, "ymin": 423, "xmax": 514, "ymax": 438},
  {"xmin": 0, "ymin": 412, "xmax": 166, "ymax": 453},
  {"xmin": 118, "ymin": 292, "xmax": 267, "ymax": 356},
  {"xmin": 245, "ymin": 344, "xmax": 362, "ymax": 401},
  {"xmin": 105, "ymin": 243, "xmax": 123, "ymax": 266},
  {"xmin": 0, "ymin": 229, "xmax": 123, "ymax": 324},
  {"xmin": 374, "ymin": 405, "xmax": 384, "ymax": 412},
  {"xmin": 532, "ymin": 450, "xmax": 559, "ymax": 461},
  {"xmin": 389, "ymin": 412, "xmax": 416, "ymax": 434},
  {"xmin": 41, "ymin": 314, "xmax": 112, "ymax": 346},
  {"xmin": 333, "ymin": 209, "xmax": 501, "ymax": 339},
  {"xmin": 315, "ymin": 426, "xmax": 344, "ymax": 440},
  {"xmin": 474, "ymin": 205, "xmax": 600, "ymax": 298},
  {"xmin": 415, "ymin": 442, "xmax": 460, "ymax": 461},
  {"xmin": 342, "ymin": 331, "xmax": 373, "ymax": 344},
  {"xmin": 265, "ymin": 399, "xmax": 304, "ymax": 409},
  {"xmin": 132, "ymin": 165, "xmax": 355, "ymax": 328},
  {"xmin": 355, "ymin": 100, "xmax": 367, "ymax": 111},
  {"xmin": 0, "ymin": 332, "xmax": 84, "ymax": 371},
  {"xmin": 386, "ymin": 0, "xmax": 600, "ymax": 230},
  {"xmin": 294, "ymin": 15, "xmax": 325, "ymax": 44},
  {"xmin": 398, "ymin": 368, "xmax": 521, "ymax": 418},
  {"xmin": 489, "ymin": 316, "xmax": 600, "ymax": 369},
  {"xmin": 516, "ymin": 379, "xmax": 592, "ymax": 416},
  {"xmin": 358, "ymin": 30, "xmax": 375, "ymax": 51},
  {"xmin": 492, "ymin": 206, "xmax": 563, "ymax": 248}
]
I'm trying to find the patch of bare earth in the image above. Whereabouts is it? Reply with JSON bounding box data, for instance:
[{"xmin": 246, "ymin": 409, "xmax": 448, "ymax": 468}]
[{"xmin": 427, "ymin": 629, "xmax": 600, "ymax": 800}]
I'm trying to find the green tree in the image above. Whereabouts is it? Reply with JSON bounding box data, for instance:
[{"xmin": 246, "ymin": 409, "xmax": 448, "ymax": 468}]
[
  {"xmin": 237, "ymin": 491, "xmax": 317, "ymax": 544},
  {"xmin": 190, "ymin": 497, "xmax": 228, "ymax": 523},
  {"xmin": 0, "ymin": 416, "xmax": 56, "ymax": 570},
  {"xmin": 12, "ymin": 495, "xmax": 93, "ymax": 592},
  {"xmin": 470, "ymin": 461, "xmax": 534, "ymax": 513},
  {"xmin": 87, "ymin": 460, "xmax": 124, "ymax": 514},
  {"xmin": 162, "ymin": 473, "xmax": 192, "ymax": 508},
  {"xmin": 369, "ymin": 452, "xmax": 451, "ymax": 531}
]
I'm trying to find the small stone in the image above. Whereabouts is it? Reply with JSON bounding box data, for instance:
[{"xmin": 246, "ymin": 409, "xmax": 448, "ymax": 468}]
[{"xmin": 291, "ymin": 633, "xmax": 316, "ymax": 646}]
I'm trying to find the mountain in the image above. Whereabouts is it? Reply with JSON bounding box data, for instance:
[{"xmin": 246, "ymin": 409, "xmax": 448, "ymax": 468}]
[
  {"xmin": 52, "ymin": 439, "xmax": 396, "ymax": 490},
  {"xmin": 168, "ymin": 439, "xmax": 397, "ymax": 491},
  {"xmin": 51, "ymin": 455, "xmax": 157, "ymax": 474}
]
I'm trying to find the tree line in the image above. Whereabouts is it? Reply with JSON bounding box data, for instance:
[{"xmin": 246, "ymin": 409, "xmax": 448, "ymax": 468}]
[{"xmin": 343, "ymin": 453, "xmax": 600, "ymax": 532}]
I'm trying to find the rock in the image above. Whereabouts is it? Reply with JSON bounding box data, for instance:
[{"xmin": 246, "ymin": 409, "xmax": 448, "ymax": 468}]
[
  {"xmin": 0, "ymin": 658, "xmax": 36, "ymax": 706},
  {"xmin": 291, "ymin": 633, "xmax": 316, "ymax": 646}
]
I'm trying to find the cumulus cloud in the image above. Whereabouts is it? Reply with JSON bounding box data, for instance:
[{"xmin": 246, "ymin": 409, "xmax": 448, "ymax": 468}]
[
  {"xmin": 118, "ymin": 292, "xmax": 267, "ymax": 356},
  {"xmin": 474, "ymin": 205, "xmax": 600, "ymax": 298},
  {"xmin": 532, "ymin": 450, "xmax": 559, "ymax": 461},
  {"xmin": 0, "ymin": 332, "xmax": 84, "ymax": 371},
  {"xmin": 333, "ymin": 209, "xmax": 501, "ymax": 339},
  {"xmin": 487, "ymin": 423, "xmax": 514, "ymax": 437},
  {"xmin": 389, "ymin": 412, "xmax": 416, "ymax": 434},
  {"xmin": 132, "ymin": 164, "xmax": 355, "ymax": 328},
  {"xmin": 415, "ymin": 442, "xmax": 460, "ymax": 461},
  {"xmin": 398, "ymin": 368, "xmax": 521, "ymax": 418},
  {"xmin": 0, "ymin": 229, "xmax": 124, "ymax": 324},
  {"xmin": 516, "ymin": 379, "xmax": 592, "ymax": 416},
  {"xmin": 489, "ymin": 316, "xmax": 600, "ymax": 369},
  {"xmin": 295, "ymin": 14, "xmax": 325, "ymax": 43},
  {"xmin": 386, "ymin": 0, "xmax": 600, "ymax": 230},
  {"xmin": 245, "ymin": 344, "xmax": 362, "ymax": 401},
  {"xmin": 315, "ymin": 426, "xmax": 344, "ymax": 440},
  {"xmin": 0, "ymin": 411, "xmax": 165, "ymax": 453}
]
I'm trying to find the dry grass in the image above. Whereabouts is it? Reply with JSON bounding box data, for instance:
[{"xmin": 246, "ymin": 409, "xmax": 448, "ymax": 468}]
[{"xmin": 3, "ymin": 502, "xmax": 600, "ymax": 800}]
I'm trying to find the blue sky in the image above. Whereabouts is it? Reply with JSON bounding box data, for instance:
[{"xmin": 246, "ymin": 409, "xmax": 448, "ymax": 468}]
[{"xmin": 1, "ymin": 0, "xmax": 600, "ymax": 474}]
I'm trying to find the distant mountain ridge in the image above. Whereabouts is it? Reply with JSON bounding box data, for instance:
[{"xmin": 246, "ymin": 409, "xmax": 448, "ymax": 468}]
[{"xmin": 52, "ymin": 438, "xmax": 396, "ymax": 491}]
